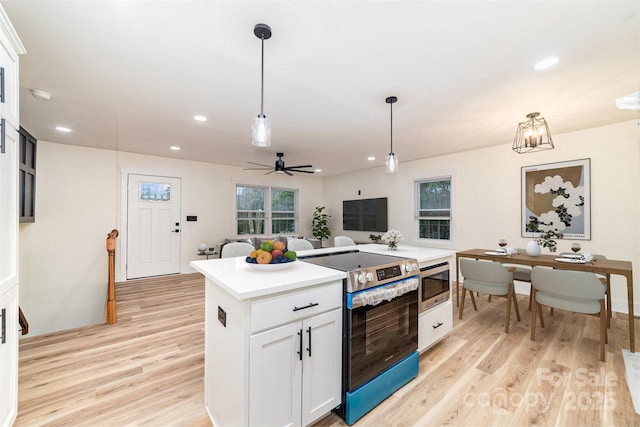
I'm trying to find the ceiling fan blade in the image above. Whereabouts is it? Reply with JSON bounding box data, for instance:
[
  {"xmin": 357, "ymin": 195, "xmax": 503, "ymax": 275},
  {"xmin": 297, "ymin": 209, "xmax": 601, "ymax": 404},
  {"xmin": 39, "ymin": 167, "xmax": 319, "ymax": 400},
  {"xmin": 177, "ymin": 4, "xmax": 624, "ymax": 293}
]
[
  {"xmin": 284, "ymin": 170, "xmax": 293, "ymax": 176},
  {"xmin": 244, "ymin": 167, "xmax": 272, "ymax": 171},
  {"xmin": 264, "ymin": 170, "xmax": 275, "ymax": 175},
  {"xmin": 287, "ymin": 169, "xmax": 315, "ymax": 174},
  {"xmin": 286, "ymin": 165, "xmax": 313, "ymax": 169},
  {"xmin": 247, "ymin": 161, "xmax": 273, "ymax": 168}
]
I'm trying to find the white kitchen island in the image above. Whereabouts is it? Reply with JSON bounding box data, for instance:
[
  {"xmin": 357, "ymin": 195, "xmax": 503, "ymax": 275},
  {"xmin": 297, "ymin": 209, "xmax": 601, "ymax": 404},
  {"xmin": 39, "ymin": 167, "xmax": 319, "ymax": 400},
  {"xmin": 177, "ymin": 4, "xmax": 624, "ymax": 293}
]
[
  {"xmin": 190, "ymin": 257, "xmax": 346, "ymax": 427},
  {"xmin": 190, "ymin": 244, "xmax": 455, "ymax": 427}
]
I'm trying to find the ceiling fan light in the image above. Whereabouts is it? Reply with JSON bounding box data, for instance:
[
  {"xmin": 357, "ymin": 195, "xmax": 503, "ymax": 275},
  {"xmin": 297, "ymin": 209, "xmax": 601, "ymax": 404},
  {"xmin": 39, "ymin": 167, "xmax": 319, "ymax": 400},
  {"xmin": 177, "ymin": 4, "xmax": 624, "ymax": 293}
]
[
  {"xmin": 386, "ymin": 153, "xmax": 398, "ymax": 173},
  {"xmin": 252, "ymin": 115, "xmax": 271, "ymax": 147}
]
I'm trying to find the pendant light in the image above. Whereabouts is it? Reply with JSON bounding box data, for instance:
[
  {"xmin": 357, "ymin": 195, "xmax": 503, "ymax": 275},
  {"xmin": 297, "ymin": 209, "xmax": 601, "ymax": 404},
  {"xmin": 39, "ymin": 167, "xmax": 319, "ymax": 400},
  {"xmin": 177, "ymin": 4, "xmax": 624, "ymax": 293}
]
[
  {"xmin": 385, "ymin": 96, "xmax": 398, "ymax": 173},
  {"xmin": 512, "ymin": 112, "xmax": 554, "ymax": 154},
  {"xmin": 252, "ymin": 23, "xmax": 272, "ymax": 147}
]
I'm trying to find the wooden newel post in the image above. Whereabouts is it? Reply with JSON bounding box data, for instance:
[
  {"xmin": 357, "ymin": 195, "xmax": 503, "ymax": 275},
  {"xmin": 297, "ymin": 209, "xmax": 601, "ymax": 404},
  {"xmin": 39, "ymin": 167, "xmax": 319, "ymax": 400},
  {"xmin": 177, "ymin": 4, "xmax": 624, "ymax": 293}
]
[{"xmin": 106, "ymin": 229, "xmax": 119, "ymax": 324}]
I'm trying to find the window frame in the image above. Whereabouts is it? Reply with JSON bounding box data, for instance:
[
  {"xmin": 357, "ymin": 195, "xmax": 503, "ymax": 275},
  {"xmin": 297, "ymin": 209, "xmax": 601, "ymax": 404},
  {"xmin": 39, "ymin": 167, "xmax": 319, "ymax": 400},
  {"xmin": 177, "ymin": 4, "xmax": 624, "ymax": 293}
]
[
  {"xmin": 414, "ymin": 175, "xmax": 453, "ymax": 245},
  {"xmin": 235, "ymin": 184, "xmax": 299, "ymax": 236}
]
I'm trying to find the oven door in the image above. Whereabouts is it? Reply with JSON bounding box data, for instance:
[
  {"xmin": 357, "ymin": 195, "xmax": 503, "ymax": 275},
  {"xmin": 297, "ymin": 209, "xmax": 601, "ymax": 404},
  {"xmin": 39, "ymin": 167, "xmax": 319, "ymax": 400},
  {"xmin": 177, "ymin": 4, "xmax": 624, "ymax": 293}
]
[
  {"xmin": 346, "ymin": 277, "xmax": 418, "ymax": 391},
  {"xmin": 419, "ymin": 262, "xmax": 450, "ymax": 312}
]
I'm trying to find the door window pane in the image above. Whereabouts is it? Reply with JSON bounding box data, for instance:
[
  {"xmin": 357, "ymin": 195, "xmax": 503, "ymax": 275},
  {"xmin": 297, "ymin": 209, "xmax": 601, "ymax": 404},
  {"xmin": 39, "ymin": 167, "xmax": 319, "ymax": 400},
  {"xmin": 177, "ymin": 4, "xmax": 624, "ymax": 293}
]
[{"xmin": 139, "ymin": 182, "xmax": 171, "ymax": 201}]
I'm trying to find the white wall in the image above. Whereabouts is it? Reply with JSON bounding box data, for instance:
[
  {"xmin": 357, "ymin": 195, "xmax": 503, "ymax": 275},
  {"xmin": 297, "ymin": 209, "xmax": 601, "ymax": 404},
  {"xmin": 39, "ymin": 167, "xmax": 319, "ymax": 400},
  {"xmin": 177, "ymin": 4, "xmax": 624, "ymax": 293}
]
[
  {"xmin": 19, "ymin": 142, "xmax": 324, "ymax": 336},
  {"xmin": 323, "ymin": 120, "xmax": 640, "ymax": 312},
  {"xmin": 19, "ymin": 120, "xmax": 639, "ymax": 335}
]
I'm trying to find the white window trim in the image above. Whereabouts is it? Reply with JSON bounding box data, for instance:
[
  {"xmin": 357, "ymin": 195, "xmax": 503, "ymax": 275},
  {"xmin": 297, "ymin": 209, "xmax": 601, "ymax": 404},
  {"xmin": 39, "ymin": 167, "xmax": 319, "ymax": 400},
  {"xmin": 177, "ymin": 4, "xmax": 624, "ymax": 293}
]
[
  {"xmin": 233, "ymin": 183, "xmax": 299, "ymax": 236},
  {"xmin": 411, "ymin": 171, "xmax": 456, "ymax": 249}
]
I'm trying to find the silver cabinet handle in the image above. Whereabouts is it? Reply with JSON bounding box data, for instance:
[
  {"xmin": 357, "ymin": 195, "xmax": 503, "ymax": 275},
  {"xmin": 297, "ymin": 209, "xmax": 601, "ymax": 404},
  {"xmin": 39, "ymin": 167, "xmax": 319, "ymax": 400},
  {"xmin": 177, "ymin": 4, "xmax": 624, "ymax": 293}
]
[
  {"xmin": 0, "ymin": 67, "xmax": 4, "ymax": 104},
  {"xmin": 1, "ymin": 118, "xmax": 5, "ymax": 154},
  {"xmin": 1, "ymin": 308, "xmax": 6, "ymax": 344}
]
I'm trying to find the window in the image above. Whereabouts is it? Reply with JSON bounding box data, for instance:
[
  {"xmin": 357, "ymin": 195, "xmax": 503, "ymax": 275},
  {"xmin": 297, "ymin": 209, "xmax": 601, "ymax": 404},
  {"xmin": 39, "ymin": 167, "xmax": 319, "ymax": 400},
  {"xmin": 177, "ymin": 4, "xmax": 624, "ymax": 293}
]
[
  {"xmin": 271, "ymin": 188, "xmax": 296, "ymax": 233},
  {"xmin": 415, "ymin": 177, "xmax": 451, "ymax": 240},
  {"xmin": 19, "ymin": 127, "xmax": 37, "ymax": 223},
  {"xmin": 236, "ymin": 185, "xmax": 297, "ymax": 235}
]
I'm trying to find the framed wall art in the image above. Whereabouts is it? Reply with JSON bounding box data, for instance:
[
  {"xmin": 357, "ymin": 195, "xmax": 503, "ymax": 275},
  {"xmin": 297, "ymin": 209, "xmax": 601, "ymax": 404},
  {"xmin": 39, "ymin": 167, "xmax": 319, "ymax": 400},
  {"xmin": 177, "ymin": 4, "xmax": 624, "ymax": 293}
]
[{"xmin": 521, "ymin": 158, "xmax": 591, "ymax": 240}]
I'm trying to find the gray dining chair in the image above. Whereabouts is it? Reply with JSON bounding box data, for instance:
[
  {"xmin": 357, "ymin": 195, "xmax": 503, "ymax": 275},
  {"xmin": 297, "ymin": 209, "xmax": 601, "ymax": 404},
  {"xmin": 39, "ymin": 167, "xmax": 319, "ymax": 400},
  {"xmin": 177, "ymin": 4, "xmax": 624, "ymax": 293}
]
[
  {"xmin": 334, "ymin": 236, "xmax": 356, "ymax": 247},
  {"xmin": 287, "ymin": 238, "xmax": 314, "ymax": 251},
  {"xmin": 459, "ymin": 258, "xmax": 521, "ymax": 333},
  {"xmin": 220, "ymin": 242, "xmax": 255, "ymax": 258},
  {"xmin": 559, "ymin": 252, "xmax": 611, "ymax": 328},
  {"xmin": 530, "ymin": 266, "xmax": 607, "ymax": 361}
]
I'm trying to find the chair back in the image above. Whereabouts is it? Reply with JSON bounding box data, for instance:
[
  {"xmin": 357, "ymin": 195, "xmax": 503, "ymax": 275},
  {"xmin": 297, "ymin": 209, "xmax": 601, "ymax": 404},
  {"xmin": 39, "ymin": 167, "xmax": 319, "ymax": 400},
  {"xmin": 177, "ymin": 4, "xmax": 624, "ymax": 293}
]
[
  {"xmin": 531, "ymin": 267, "xmax": 605, "ymax": 301},
  {"xmin": 287, "ymin": 238, "xmax": 314, "ymax": 251},
  {"xmin": 460, "ymin": 258, "xmax": 512, "ymax": 283},
  {"xmin": 220, "ymin": 242, "xmax": 254, "ymax": 258},
  {"xmin": 334, "ymin": 236, "xmax": 356, "ymax": 247}
]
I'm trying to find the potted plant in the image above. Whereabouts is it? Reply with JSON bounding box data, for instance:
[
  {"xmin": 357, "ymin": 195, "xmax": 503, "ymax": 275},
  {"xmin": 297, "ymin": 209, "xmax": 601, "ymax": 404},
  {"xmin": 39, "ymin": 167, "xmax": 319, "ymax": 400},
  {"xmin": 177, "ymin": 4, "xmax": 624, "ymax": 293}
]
[
  {"xmin": 525, "ymin": 216, "xmax": 563, "ymax": 254},
  {"xmin": 369, "ymin": 234, "xmax": 382, "ymax": 244},
  {"xmin": 311, "ymin": 206, "xmax": 331, "ymax": 247}
]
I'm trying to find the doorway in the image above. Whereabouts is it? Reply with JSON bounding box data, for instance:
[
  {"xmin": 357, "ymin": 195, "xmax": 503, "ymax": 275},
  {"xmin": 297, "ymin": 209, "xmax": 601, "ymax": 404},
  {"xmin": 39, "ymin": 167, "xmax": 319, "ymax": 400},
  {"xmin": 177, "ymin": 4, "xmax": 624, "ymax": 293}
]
[{"xmin": 126, "ymin": 174, "xmax": 181, "ymax": 279}]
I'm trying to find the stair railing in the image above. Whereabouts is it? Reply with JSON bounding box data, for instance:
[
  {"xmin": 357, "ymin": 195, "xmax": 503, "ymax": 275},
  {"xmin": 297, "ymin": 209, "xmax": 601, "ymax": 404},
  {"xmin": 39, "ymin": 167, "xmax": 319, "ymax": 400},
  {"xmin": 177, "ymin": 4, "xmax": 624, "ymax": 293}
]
[{"xmin": 106, "ymin": 229, "xmax": 119, "ymax": 324}]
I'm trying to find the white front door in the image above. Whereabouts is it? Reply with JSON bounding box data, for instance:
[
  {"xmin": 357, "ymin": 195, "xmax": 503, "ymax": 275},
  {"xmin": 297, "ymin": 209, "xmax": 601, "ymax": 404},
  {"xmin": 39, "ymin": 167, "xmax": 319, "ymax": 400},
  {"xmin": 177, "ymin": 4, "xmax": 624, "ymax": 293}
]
[{"xmin": 127, "ymin": 174, "xmax": 181, "ymax": 279}]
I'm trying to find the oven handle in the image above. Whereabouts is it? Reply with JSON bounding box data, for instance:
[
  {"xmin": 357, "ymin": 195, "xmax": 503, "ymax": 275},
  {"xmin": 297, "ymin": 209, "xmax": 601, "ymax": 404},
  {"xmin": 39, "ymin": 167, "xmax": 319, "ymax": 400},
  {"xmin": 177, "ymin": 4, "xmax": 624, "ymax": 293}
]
[
  {"xmin": 420, "ymin": 262, "xmax": 449, "ymax": 276},
  {"xmin": 349, "ymin": 277, "xmax": 418, "ymax": 309}
]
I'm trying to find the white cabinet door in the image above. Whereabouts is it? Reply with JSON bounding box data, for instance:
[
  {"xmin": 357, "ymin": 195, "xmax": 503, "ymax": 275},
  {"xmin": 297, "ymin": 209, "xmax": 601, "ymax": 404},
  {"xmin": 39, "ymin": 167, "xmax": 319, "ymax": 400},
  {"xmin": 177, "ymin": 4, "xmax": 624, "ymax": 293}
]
[
  {"xmin": 0, "ymin": 286, "xmax": 18, "ymax": 427},
  {"xmin": 250, "ymin": 321, "xmax": 302, "ymax": 427},
  {"xmin": 301, "ymin": 308, "xmax": 342, "ymax": 427},
  {"xmin": 250, "ymin": 308, "xmax": 343, "ymax": 427},
  {"xmin": 0, "ymin": 119, "xmax": 17, "ymax": 297}
]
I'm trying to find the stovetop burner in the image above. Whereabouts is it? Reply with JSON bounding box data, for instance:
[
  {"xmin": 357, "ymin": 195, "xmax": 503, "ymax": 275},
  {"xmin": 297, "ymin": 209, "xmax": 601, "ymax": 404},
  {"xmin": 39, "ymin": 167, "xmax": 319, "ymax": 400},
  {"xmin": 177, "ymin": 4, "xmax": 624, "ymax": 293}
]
[{"xmin": 299, "ymin": 250, "xmax": 406, "ymax": 271}]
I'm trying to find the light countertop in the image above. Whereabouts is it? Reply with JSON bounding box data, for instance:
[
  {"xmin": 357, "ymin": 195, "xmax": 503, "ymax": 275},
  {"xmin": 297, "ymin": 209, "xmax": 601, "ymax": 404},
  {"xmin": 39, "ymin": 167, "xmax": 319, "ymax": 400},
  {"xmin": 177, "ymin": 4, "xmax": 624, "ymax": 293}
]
[
  {"xmin": 190, "ymin": 243, "xmax": 453, "ymax": 301},
  {"xmin": 190, "ymin": 257, "xmax": 346, "ymax": 300}
]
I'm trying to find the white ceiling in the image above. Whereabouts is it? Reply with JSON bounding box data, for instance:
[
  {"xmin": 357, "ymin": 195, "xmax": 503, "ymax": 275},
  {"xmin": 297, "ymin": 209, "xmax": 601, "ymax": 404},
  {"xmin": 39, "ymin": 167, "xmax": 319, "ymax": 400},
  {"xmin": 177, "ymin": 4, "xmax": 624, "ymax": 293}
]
[{"xmin": 3, "ymin": 1, "xmax": 639, "ymax": 176}]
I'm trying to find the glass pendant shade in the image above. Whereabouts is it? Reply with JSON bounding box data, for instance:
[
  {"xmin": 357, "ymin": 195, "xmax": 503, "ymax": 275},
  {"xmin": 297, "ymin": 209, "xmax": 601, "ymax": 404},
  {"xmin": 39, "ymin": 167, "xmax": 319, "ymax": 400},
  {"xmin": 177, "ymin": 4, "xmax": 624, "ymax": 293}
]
[
  {"xmin": 252, "ymin": 115, "xmax": 271, "ymax": 147},
  {"xmin": 513, "ymin": 112, "xmax": 554, "ymax": 154},
  {"xmin": 385, "ymin": 96, "xmax": 398, "ymax": 173},
  {"xmin": 386, "ymin": 153, "xmax": 398, "ymax": 173}
]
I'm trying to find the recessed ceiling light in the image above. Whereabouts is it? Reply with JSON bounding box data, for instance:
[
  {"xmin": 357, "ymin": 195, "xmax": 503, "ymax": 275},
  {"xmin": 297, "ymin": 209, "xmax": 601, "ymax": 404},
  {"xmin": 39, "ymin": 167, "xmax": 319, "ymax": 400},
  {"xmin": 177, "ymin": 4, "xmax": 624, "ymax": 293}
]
[
  {"xmin": 367, "ymin": 156, "xmax": 376, "ymax": 161},
  {"xmin": 55, "ymin": 126, "xmax": 71, "ymax": 133},
  {"xmin": 170, "ymin": 146, "xmax": 180, "ymax": 151},
  {"xmin": 194, "ymin": 115, "xmax": 207, "ymax": 122},
  {"xmin": 314, "ymin": 169, "xmax": 322, "ymax": 173},
  {"xmin": 534, "ymin": 56, "xmax": 560, "ymax": 70}
]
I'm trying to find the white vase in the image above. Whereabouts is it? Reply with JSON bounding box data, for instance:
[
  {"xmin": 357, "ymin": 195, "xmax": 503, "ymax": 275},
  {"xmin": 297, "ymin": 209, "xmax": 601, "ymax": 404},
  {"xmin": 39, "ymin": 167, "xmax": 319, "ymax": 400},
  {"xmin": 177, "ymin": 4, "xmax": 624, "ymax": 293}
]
[{"xmin": 526, "ymin": 240, "xmax": 541, "ymax": 257}]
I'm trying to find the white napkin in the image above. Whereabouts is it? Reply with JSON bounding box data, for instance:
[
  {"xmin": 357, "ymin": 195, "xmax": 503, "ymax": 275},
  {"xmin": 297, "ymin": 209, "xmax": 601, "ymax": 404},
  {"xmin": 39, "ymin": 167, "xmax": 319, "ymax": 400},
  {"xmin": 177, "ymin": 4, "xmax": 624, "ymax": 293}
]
[
  {"xmin": 500, "ymin": 247, "xmax": 518, "ymax": 255},
  {"xmin": 581, "ymin": 253, "xmax": 593, "ymax": 262}
]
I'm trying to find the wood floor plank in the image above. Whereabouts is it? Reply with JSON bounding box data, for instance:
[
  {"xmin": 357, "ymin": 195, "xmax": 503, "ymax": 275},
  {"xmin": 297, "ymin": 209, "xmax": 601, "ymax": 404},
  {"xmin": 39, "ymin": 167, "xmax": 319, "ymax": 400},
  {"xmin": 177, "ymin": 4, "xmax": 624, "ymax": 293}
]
[{"xmin": 15, "ymin": 273, "xmax": 640, "ymax": 426}]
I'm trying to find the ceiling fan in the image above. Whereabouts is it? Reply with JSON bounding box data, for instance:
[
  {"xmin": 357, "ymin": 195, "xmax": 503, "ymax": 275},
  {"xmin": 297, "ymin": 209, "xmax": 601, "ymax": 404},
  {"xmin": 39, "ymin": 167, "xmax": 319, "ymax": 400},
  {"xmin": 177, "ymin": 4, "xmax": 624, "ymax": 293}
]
[{"xmin": 245, "ymin": 152, "xmax": 314, "ymax": 176}]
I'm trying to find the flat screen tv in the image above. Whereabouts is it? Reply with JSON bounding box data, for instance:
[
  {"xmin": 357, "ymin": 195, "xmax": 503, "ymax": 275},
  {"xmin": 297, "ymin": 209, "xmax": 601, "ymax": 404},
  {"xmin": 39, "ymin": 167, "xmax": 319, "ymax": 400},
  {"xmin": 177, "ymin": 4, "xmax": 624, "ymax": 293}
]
[{"xmin": 342, "ymin": 197, "xmax": 388, "ymax": 232}]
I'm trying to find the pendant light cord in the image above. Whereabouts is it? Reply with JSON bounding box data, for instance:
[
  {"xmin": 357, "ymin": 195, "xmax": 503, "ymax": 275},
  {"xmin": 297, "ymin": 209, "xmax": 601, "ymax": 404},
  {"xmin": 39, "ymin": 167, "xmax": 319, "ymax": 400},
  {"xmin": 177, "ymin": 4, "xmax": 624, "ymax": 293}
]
[
  {"xmin": 390, "ymin": 101, "xmax": 393, "ymax": 154},
  {"xmin": 260, "ymin": 37, "xmax": 265, "ymax": 116}
]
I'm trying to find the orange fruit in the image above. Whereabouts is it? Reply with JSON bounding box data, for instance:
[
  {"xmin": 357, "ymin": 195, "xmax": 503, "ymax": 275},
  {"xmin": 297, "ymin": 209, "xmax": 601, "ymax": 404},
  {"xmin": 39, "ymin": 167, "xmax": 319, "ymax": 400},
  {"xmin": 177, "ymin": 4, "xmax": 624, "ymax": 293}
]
[
  {"xmin": 273, "ymin": 241, "xmax": 285, "ymax": 251},
  {"xmin": 249, "ymin": 250, "xmax": 258, "ymax": 258},
  {"xmin": 256, "ymin": 251, "xmax": 273, "ymax": 264}
]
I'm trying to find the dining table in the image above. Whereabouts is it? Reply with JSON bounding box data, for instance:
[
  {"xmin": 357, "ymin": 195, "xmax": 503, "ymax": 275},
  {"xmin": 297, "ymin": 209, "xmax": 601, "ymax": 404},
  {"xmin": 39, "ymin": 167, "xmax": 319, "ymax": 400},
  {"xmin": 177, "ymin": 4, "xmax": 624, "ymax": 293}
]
[{"xmin": 455, "ymin": 248, "xmax": 636, "ymax": 353}]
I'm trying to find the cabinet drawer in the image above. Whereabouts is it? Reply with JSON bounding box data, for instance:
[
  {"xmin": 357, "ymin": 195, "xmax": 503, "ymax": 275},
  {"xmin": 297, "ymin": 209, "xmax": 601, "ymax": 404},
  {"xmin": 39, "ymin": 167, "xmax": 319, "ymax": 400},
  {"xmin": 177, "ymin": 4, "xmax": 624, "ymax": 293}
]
[
  {"xmin": 251, "ymin": 281, "xmax": 342, "ymax": 333},
  {"xmin": 418, "ymin": 300, "xmax": 452, "ymax": 352}
]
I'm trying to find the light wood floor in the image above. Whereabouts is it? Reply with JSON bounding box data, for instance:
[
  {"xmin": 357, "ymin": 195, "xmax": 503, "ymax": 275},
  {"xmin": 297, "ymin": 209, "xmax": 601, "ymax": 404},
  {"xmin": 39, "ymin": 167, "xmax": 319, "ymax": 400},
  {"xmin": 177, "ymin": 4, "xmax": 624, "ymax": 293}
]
[{"xmin": 15, "ymin": 274, "xmax": 640, "ymax": 426}]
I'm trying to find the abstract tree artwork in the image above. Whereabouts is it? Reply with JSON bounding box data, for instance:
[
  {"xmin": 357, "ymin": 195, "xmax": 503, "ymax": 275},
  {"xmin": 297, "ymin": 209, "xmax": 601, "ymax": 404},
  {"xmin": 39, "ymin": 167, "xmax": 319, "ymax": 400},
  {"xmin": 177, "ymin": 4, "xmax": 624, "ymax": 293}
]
[{"xmin": 521, "ymin": 158, "xmax": 591, "ymax": 240}]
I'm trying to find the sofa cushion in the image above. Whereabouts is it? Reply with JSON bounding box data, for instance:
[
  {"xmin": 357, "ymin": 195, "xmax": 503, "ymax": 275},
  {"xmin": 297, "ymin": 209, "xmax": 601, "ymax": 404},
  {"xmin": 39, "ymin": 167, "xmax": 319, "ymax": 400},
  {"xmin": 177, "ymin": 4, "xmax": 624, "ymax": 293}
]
[{"xmin": 225, "ymin": 237, "xmax": 255, "ymax": 247}]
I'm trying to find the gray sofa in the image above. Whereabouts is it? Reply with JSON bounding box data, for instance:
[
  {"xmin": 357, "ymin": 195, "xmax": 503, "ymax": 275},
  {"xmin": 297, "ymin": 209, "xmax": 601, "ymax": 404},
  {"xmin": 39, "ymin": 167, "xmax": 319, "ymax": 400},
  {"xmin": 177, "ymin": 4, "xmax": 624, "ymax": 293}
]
[{"xmin": 219, "ymin": 235, "xmax": 321, "ymax": 257}]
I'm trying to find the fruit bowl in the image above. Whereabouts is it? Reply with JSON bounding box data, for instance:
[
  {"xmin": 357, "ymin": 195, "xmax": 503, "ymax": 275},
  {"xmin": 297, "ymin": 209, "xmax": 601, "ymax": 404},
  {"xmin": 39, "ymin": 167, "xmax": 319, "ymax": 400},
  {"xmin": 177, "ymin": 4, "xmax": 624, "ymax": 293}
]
[{"xmin": 245, "ymin": 259, "xmax": 296, "ymax": 270}]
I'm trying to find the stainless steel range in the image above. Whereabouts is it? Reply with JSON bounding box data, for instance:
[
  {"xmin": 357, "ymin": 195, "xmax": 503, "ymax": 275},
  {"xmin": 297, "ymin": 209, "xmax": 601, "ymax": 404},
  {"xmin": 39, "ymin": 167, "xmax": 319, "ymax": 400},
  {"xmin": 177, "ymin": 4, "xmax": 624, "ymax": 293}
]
[{"xmin": 300, "ymin": 250, "xmax": 420, "ymax": 425}]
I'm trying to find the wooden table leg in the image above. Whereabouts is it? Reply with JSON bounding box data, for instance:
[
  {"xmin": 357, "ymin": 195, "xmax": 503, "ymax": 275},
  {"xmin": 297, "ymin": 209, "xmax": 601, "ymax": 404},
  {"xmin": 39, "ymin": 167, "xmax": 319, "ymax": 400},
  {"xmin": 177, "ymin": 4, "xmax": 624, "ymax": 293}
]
[
  {"xmin": 455, "ymin": 253, "xmax": 460, "ymax": 307},
  {"xmin": 626, "ymin": 272, "xmax": 635, "ymax": 352}
]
